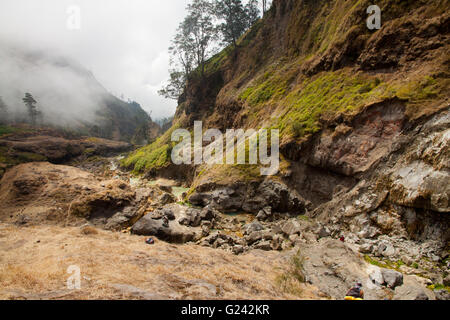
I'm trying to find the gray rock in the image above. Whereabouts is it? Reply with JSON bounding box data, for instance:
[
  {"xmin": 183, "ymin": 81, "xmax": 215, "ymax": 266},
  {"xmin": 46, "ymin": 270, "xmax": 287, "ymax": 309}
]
[
  {"xmin": 232, "ymin": 245, "xmax": 244, "ymax": 255},
  {"xmin": 243, "ymin": 221, "xmax": 264, "ymax": 235},
  {"xmin": 281, "ymin": 220, "xmax": 301, "ymax": 236},
  {"xmin": 381, "ymin": 243, "xmax": 396, "ymax": 258},
  {"xmin": 199, "ymin": 206, "xmax": 216, "ymax": 221},
  {"xmin": 359, "ymin": 242, "xmax": 374, "ymax": 254},
  {"xmin": 369, "ymin": 267, "xmax": 384, "ymax": 286},
  {"xmin": 394, "ymin": 283, "xmax": 432, "ymax": 301},
  {"xmin": 256, "ymin": 207, "xmax": 273, "ymax": 221},
  {"xmin": 131, "ymin": 215, "xmax": 198, "ymax": 244},
  {"xmin": 161, "ymin": 207, "xmax": 176, "ymax": 220},
  {"xmin": 316, "ymin": 225, "xmax": 331, "ymax": 238},
  {"xmin": 201, "ymin": 222, "xmax": 211, "ymax": 237},
  {"xmin": 256, "ymin": 210, "xmax": 267, "ymax": 221},
  {"xmin": 381, "ymin": 269, "xmax": 403, "ymax": 289},
  {"xmin": 190, "ymin": 179, "xmax": 305, "ymax": 214},
  {"xmin": 246, "ymin": 231, "xmax": 263, "ymax": 245},
  {"xmin": 434, "ymin": 289, "xmax": 450, "ymax": 301},
  {"xmin": 253, "ymin": 241, "xmax": 272, "ymax": 251},
  {"xmin": 271, "ymin": 235, "xmax": 284, "ymax": 251},
  {"xmin": 105, "ymin": 206, "xmax": 138, "ymax": 231},
  {"xmin": 158, "ymin": 193, "xmax": 175, "ymax": 205},
  {"xmin": 415, "ymin": 291, "xmax": 429, "ymax": 300},
  {"xmin": 444, "ymin": 275, "xmax": 450, "ymax": 287}
]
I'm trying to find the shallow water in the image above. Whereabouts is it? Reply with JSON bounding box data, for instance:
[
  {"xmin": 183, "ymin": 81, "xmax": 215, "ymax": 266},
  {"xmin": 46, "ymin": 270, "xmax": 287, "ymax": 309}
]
[{"xmin": 172, "ymin": 186, "xmax": 189, "ymax": 200}]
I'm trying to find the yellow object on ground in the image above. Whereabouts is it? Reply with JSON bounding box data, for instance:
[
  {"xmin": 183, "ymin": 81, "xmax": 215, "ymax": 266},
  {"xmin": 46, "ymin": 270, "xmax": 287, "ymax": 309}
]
[{"xmin": 345, "ymin": 296, "xmax": 363, "ymax": 301}]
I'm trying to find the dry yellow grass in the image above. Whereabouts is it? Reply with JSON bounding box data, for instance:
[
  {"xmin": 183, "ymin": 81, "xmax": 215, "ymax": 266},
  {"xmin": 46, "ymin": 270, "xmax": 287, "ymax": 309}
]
[{"xmin": 0, "ymin": 223, "xmax": 320, "ymax": 300}]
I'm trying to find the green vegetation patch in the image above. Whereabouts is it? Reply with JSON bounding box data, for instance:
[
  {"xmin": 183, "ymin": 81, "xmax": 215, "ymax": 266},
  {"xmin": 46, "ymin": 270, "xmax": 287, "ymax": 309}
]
[
  {"xmin": 121, "ymin": 124, "xmax": 180, "ymax": 174},
  {"xmin": 122, "ymin": 143, "xmax": 170, "ymax": 174},
  {"xmin": 428, "ymin": 284, "xmax": 450, "ymax": 293},
  {"xmin": 239, "ymin": 65, "xmax": 296, "ymax": 106},
  {"xmin": 0, "ymin": 125, "xmax": 29, "ymax": 137},
  {"xmin": 0, "ymin": 146, "xmax": 47, "ymax": 167},
  {"xmin": 279, "ymin": 70, "xmax": 384, "ymax": 137},
  {"xmin": 364, "ymin": 255, "xmax": 407, "ymax": 272}
]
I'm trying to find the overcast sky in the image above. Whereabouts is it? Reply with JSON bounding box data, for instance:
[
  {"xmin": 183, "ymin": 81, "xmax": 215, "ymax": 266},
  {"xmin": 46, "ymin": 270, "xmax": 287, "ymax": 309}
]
[{"xmin": 0, "ymin": 0, "xmax": 191, "ymax": 119}]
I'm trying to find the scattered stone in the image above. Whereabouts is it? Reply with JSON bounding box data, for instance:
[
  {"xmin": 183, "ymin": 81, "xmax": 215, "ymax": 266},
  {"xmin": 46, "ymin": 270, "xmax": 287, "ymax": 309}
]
[
  {"xmin": 271, "ymin": 235, "xmax": 284, "ymax": 251},
  {"xmin": 158, "ymin": 193, "xmax": 175, "ymax": 205},
  {"xmin": 359, "ymin": 242, "xmax": 373, "ymax": 254},
  {"xmin": 246, "ymin": 231, "xmax": 263, "ymax": 245},
  {"xmin": 254, "ymin": 241, "xmax": 272, "ymax": 251},
  {"xmin": 243, "ymin": 221, "xmax": 264, "ymax": 235},
  {"xmin": 434, "ymin": 289, "xmax": 450, "ymax": 301},
  {"xmin": 232, "ymin": 245, "xmax": 244, "ymax": 255},
  {"xmin": 415, "ymin": 291, "xmax": 429, "ymax": 300},
  {"xmin": 316, "ymin": 225, "xmax": 331, "ymax": 238},
  {"xmin": 281, "ymin": 220, "xmax": 301, "ymax": 236},
  {"xmin": 443, "ymin": 275, "xmax": 450, "ymax": 287}
]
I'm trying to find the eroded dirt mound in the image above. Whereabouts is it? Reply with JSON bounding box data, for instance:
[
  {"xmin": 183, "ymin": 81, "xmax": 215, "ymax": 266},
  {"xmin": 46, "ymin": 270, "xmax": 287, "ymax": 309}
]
[{"xmin": 0, "ymin": 162, "xmax": 149, "ymax": 228}]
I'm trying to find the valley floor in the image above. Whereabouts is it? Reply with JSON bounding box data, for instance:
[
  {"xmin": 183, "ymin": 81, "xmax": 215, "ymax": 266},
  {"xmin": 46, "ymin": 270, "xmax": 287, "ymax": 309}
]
[{"xmin": 0, "ymin": 223, "xmax": 320, "ymax": 300}]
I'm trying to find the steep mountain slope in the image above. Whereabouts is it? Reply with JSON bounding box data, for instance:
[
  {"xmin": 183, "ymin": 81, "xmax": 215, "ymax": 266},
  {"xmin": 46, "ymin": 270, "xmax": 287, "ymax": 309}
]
[
  {"xmin": 124, "ymin": 0, "xmax": 448, "ymax": 174},
  {"xmin": 0, "ymin": 42, "xmax": 158, "ymax": 143},
  {"xmin": 122, "ymin": 0, "xmax": 449, "ymax": 256}
]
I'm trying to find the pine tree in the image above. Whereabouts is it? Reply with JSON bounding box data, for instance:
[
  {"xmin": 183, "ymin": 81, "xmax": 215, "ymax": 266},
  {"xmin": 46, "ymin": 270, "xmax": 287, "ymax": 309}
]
[
  {"xmin": 0, "ymin": 96, "xmax": 8, "ymax": 124},
  {"xmin": 22, "ymin": 93, "xmax": 39, "ymax": 126}
]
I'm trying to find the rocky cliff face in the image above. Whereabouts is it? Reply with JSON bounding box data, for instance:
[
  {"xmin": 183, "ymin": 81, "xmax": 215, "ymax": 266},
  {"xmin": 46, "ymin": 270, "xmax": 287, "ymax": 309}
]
[{"xmin": 122, "ymin": 0, "xmax": 449, "ymax": 297}]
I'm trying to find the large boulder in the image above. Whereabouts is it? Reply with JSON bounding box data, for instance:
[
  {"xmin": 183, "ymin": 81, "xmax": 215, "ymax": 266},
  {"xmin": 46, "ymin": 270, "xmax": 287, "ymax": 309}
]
[
  {"xmin": 380, "ymin": 269, "xmax": 404, "ymax": 289},
  {"xmin": 131, "ymin": 214, "xmax": 199, "ymax": 244},
  {"xmin": 368, "ymin": 266, "xmax": 403, "ymax": 289},
  {"xmin": 189, "ymin": 179, "xmax": 305, "ymax": 214}
]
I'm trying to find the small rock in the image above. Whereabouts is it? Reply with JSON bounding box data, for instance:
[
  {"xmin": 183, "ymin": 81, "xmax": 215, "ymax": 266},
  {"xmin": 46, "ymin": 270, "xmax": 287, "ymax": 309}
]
[
  {"xmin": 253, "ymin": 241, "xmax": 272, "ymax": 251},
  {"xmin": 401, "ymin": 255, "xmax": 414, "ymax": 266},
  {"xmin": 431, "ymin": 255, "xmax": 441, "ymax": 262},
  {"xmin": 256, "ymin": 210, "xmax": 267, "ymax": 221},
  {"xmin": 271, "ymin": 235, "xmax": 284, "ymax": 251},
  {"xmin": 232, "ymin": 245, "xmax": 244, "ymax": 255},
  {"xmin": 281, "ymin": 220, "xmax": 301, "ymax": 236},
  {"xmin": 316, "ymin": 225, "xmax": 331, "ymax": 238},
  {"xmin": 434, "ymin": 289, "xmax": 450, "ymax": 301},
  {"xmin": 415, "ymin": 291, "xmax": 429, "ymax": 300},
  {"xmin": 443, "ymin": 275, "xmax": 450, "ymax": 287},
  {"xmin": 243, "ymin": 222, "xmax": 264, "ymax": 235},
  {"xmin": 359, "ymin": 242, "xmax": 373, "ymax": 254},
  {"xmin": 382, "ymin": 243, "xmax": 396, "ymax": 258},
  {"xmin": 246, "ymin": 231, "xmax": 263, "ymax": 245}
]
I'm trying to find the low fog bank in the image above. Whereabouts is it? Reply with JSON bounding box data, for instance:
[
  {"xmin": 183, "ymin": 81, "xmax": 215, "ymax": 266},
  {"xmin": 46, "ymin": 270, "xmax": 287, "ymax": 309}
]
[{"xmin": 0, "ymin": 39, "xmax": 125, "ymax": 128}]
